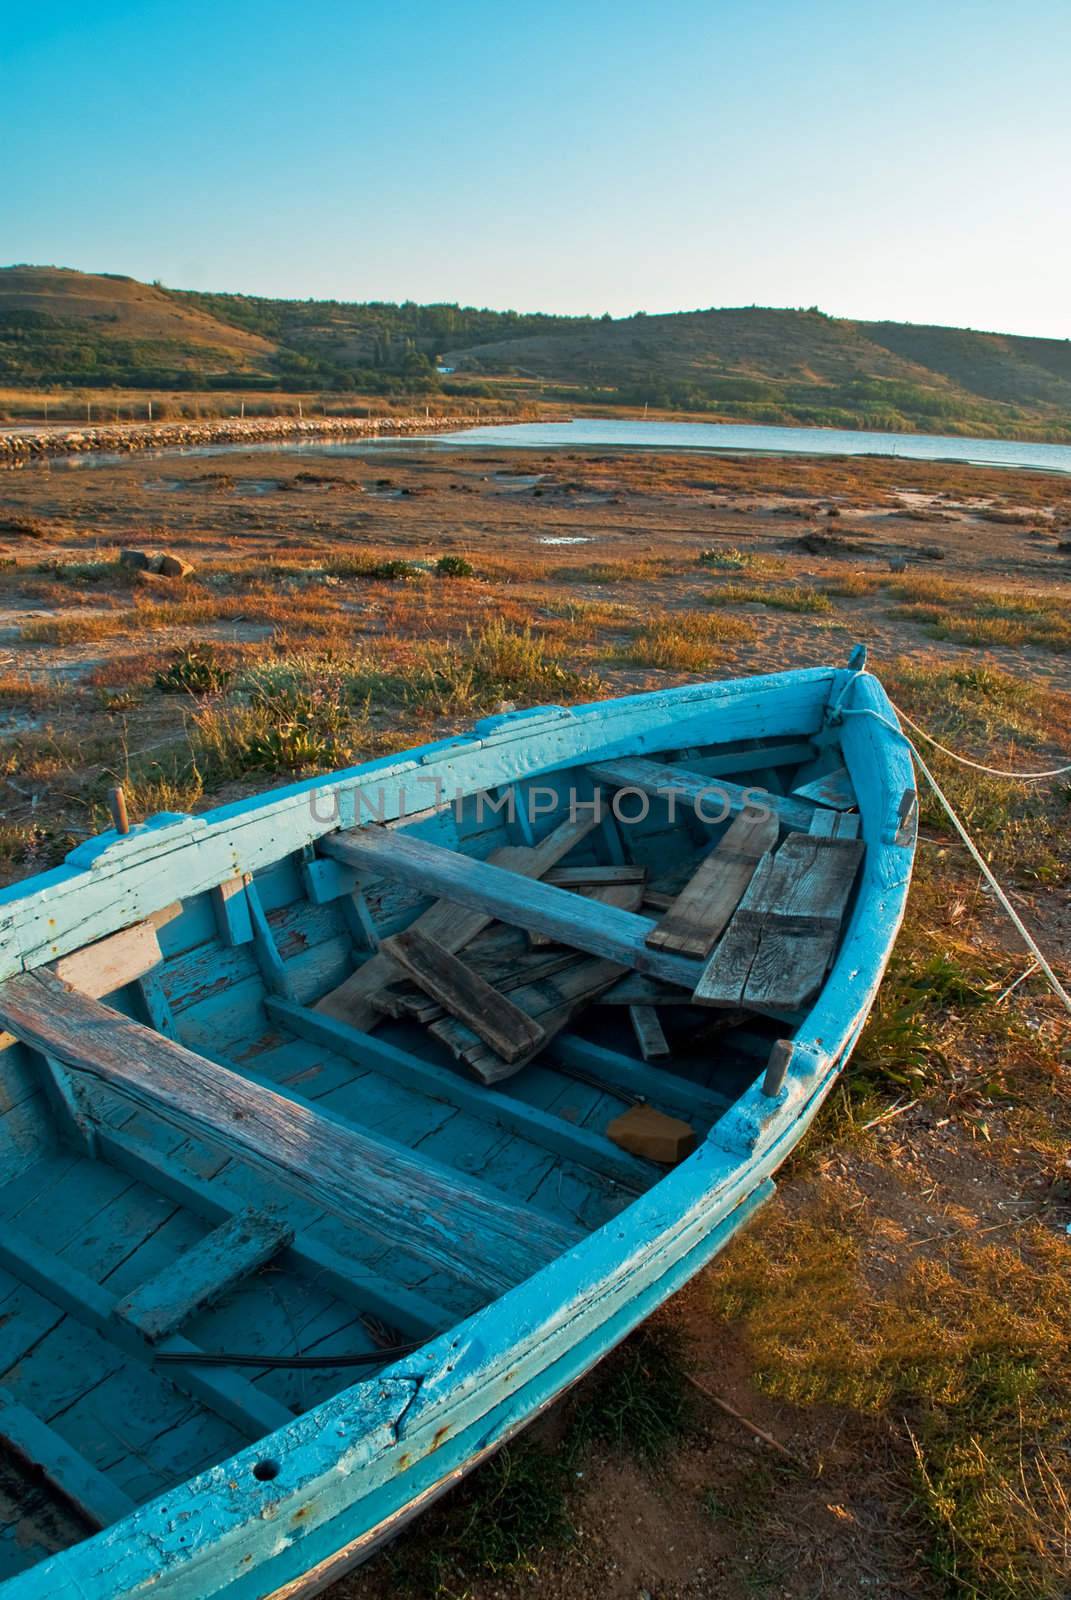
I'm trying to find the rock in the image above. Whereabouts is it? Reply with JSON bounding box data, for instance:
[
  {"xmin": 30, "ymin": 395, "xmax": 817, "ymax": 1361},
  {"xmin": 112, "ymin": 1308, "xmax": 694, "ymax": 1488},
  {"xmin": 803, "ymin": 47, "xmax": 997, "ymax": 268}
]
[
  {"xmin": 606, "ymin": 1104, "xmax": 697, "ymax": 1165},
  {"xmin": 888, "ymin": 555, "xmax": 908, "ymax": 572},
  {"xmin": 120, "ymin": 549, "xmax": 152, "ymax": 569},
  {"xmin": 156, "ymin": 554, "xmax": 195, "ymax": 578}
]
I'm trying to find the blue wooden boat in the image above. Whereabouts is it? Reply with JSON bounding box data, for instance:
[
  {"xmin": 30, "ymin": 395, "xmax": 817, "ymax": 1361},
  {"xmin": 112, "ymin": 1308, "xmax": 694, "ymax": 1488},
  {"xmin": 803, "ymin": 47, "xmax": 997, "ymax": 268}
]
[{"xmin": 0, "ymin": 652, "xmax": 914, "ymax": 1598}]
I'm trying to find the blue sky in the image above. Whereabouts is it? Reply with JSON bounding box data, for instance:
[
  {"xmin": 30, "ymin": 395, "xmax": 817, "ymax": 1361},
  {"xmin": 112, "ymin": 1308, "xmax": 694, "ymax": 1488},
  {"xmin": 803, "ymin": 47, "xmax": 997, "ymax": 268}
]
[{"xmin": 3, "ymin": 0, "xmax": 1069, "ymax": 336}]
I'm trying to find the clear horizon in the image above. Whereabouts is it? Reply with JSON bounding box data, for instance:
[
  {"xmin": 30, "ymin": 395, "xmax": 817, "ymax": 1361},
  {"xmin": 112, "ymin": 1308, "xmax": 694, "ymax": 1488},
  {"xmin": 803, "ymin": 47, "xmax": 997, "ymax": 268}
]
[{"xmin": 4, "ymin": 0, "xmax": 1069, "ymax": 340}]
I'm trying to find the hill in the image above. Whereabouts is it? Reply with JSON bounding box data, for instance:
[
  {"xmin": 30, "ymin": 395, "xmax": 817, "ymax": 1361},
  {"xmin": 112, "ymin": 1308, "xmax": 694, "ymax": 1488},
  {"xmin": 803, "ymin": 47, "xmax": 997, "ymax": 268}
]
[
  {"xmin": 0, "ymin": 267, "xmax": 277, "ymax": 386},
  {"xmin": 442, "ymin": 307, "xmax": 1071, "ymax": 437},
  {"xmin": 2, "ymin": 266, "xmax": 1069, "ymax": 438}
]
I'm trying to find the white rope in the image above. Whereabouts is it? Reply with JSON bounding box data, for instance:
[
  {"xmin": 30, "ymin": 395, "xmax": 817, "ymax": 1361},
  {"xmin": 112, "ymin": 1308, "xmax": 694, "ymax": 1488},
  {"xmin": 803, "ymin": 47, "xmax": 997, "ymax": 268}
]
[
  {"xmin": 839, "ymin": 699, "xmax": 1071, "ymax": 1016},
  {"xmin": 888, "ymin": 700, "xmax": 1071, "ymax": 781}
]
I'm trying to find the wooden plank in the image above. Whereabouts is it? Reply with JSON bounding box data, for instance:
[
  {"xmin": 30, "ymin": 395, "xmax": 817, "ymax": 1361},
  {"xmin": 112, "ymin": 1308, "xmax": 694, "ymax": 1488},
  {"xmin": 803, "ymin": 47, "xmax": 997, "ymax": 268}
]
[
  {"xmin": 0, "ymin": 971, "xmax": 581, "ymax": 1299},
  {"xmin": 645, "ymin": 810, "xmax": 778, "ymax": 958},
  {"xmin": 314, "ymin": 811, "xmax": 601, "ymax": 1031},
  {"xmin": 693, "ymin": 834, "xmax": 864, "ymax": 1011},
  {"xmin": 431, "ymin": 958, "xmax": 625, "ymax": 1085},
  {"xmin": 833, "ymin": 812, "xmax": 861, "ymax": 840},
  {"xmin": 629, "ymin": 1006, "xmax": 670, "ymax": 1061},
  {"xmin": 587, "ymin": 758, "xmax": 816, "ymax": 833},
  {"xmin": 0, "ymin": 1221, "xmax": 291, "ymax": 1441},
  {"xmin": 791, "ymin": 754, "xmax": 856, "ymax": 810},
  {"xmin": 544, "ymin": 866, "xmax": 646, "ymax": 888},
  {"xmin": 50, "ymin": 921, "xmax": 162, "ymax": 999},
  {"xmin": 319, "ymin": 827, "xmax": 703, "ymax": 990},
  {"xmin": 0, "ymin": 1385, "xmax": 136, "ymax": 1529},
  {"xmin": 114, "ymin": 1208, "xmax": 295, "ymax": 1343},
  {"xmin": 211, "ymin": 875, "xmax": 253, "ymax": 946},
  {"xmin": 808, "ymin": 808, "xmax": 838, "ymax": 837},
  {"xmin": 382, "ymin": 929, "xmax": 547, "ymax": 1065},
  {"xmin": 528, "ymin": 879, "xmax": 644, "ymax": 948},
  {"xmin": 373, "ymin": 949, "xmax": 582, "ymax": 1024},
  {"xmin": 266, "ymin": 997, "xmax": 654, "ymax": 1191}
]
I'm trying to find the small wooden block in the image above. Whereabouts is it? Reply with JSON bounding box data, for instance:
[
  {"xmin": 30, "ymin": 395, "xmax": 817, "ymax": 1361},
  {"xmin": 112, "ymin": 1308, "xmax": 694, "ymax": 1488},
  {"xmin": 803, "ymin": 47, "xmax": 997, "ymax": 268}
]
[
  {"xmin": 629, "ymin": 1005, "xmax": 670, "ymax": 1060},
  {"xmin": 606, "ymin": 1104, "xmax": 697, "ymax": 1165}
]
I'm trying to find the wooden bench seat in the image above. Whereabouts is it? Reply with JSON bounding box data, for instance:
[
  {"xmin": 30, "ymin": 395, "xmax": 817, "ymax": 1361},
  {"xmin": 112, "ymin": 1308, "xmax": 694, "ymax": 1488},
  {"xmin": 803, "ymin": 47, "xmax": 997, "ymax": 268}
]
[{"xmin": 0, "ymin": 971, "xmax": 580, "ymax": 1300}]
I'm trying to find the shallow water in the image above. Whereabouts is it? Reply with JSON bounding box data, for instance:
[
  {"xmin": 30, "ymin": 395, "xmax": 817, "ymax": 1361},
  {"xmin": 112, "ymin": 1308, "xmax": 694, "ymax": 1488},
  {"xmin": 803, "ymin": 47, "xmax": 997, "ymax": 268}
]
[{"xmin": 41, "ymin": 417, "xmax": 1071, "ymax": 474}]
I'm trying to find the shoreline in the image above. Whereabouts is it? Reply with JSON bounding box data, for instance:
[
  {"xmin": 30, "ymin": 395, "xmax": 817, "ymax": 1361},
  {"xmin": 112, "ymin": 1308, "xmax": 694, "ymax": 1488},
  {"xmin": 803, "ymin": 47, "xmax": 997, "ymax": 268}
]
[{"xmin": 0, "ymin": 409, "xmax": 527, "ymax": 465}]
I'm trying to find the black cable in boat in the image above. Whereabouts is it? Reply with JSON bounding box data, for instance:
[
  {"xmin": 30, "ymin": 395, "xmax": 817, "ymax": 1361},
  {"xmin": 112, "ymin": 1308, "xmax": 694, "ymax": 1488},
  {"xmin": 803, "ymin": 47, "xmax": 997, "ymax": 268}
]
[{"xmin": 154, "ymin": 1341, "xmax": 422, "ymax": 1369}]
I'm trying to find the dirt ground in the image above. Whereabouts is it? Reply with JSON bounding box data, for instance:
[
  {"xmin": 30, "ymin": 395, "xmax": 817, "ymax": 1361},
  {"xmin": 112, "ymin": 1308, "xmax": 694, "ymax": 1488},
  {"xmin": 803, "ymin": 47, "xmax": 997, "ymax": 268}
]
[{"xmin": 2, "ymin": 438, "xmax": 1070, "ymax": 1599}]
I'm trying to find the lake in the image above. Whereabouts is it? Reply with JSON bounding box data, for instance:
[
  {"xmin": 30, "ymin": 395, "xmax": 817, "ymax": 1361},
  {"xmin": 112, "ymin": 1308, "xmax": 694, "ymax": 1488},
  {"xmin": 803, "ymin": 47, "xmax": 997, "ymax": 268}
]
[
  {"xmin": 48, "ymin": 417, "xmax": 1071, "ymax": 474},
  {"xmin": 435, "ymin": 418, "xmax": 1071, "ymax": 473}
]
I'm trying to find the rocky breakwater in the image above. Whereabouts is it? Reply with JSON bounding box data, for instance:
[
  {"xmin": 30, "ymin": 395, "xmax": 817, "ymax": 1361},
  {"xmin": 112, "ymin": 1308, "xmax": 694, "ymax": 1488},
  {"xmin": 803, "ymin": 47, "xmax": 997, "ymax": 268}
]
[{"xmin": 0, "ymin": 411, "xmax": 519, "ymax": 465}]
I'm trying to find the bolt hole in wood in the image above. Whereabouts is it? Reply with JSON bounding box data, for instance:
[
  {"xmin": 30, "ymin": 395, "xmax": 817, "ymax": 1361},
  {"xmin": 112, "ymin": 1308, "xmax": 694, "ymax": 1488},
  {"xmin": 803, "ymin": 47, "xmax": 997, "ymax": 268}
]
[{"xmin": 0, "ymin": 661, "xmax": 914, "ymax": 1594}]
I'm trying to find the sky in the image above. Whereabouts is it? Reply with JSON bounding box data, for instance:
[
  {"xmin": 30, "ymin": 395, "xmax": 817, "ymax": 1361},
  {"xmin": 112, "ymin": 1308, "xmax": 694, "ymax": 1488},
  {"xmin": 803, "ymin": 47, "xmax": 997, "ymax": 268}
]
[{"xmin": 3, "ymin": 0, "xmax": 1070, "ymax": 337}]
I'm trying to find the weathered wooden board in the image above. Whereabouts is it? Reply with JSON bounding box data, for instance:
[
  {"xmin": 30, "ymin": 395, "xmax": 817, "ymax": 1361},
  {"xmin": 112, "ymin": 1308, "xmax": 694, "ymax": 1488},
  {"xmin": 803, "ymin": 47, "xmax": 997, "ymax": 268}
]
[
  {"xmin": 646, "ymin": 810, "xmax": 778, "ymax": 958},
  {"xmin": 383, "ymin": 928, "xmax": 547, "ymax": 1064},
  {"xmin": 50, "ymin": 921, "xmax": 162, "ymax": 999},
  {"xmin": 320, "ymin": 827, "xmax": 702, "ymax": 990},
  {"xmin": 629, "ymin": 1005, "xmax": 670, "ymax": 1061},
  {"xmin": 0, "ymin": 971, "xmax": 580, "ymax": 1298},
  {"xmin": 374, "ymin": 948, "xmax": 583, "ymax": 1024},
  {"xmin": 587, "ymin": 758, "xmax": 815, "ymax": 833},
  {"xmin": 431, "ymin": 958, "xmax": 625, "ymax": 1084},
  {"xmin": 791, "ymin": 752, "xmax": 856, "ymax": 810},
  {"xmin": 693, "ymin": 833, "xmax": 864, "ymax": 1011},
  {"xmin": 114, "ymin": 1208, "xmax": 295, "ymax": 1343},
  {"xmin": 314, "ymin": 812, "xmax": 600, "ymax": 1030}
]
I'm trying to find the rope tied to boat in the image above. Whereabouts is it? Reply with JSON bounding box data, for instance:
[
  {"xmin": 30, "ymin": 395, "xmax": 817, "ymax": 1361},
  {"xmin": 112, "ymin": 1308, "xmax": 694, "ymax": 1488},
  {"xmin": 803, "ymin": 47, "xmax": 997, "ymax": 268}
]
[{"xmin": 838, "ymin": 687, "xmax": 1071, "ymax": 1017}]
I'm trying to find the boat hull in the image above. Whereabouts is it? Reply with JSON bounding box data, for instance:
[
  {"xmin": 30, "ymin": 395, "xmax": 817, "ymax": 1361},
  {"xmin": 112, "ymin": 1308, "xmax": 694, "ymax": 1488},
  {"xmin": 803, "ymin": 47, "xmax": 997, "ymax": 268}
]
[{"xmin": 0, "ymin": 662, "xmax": 915, "ymax": 1599}]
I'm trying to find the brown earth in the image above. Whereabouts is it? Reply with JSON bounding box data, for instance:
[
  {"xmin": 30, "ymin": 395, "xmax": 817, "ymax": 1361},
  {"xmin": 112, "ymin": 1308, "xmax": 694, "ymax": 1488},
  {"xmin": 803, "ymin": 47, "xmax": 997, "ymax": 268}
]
[{"xmin": 2, "ymin": 439, "xmax": 1069, "ymax": 1599}]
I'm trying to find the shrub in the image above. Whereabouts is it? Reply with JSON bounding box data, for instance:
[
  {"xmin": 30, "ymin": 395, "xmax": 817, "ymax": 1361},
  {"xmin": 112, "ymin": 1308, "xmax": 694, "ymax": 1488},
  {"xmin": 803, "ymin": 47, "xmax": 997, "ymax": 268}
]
[
  {"xmin": 155, "ymin": 643, "xmax": 233, "ymax": 695},
  {"xmin": 435, "ymin": 553, "xmax": 475, "ymax": 578}
]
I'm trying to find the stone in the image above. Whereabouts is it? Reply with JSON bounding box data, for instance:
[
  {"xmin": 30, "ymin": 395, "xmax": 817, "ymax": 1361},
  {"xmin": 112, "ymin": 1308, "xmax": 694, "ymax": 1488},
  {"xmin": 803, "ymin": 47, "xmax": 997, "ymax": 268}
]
[
  {"xmin": 606, "ymin": 1104, "xmax": 697, "ymax": 1165},
  {"xmin": 156, "ymin": 554, "xmax": 195, "ymax": 578},
  {"xmin": 120, "ymin": 549, "xmax": 152, "ymax": 570}
]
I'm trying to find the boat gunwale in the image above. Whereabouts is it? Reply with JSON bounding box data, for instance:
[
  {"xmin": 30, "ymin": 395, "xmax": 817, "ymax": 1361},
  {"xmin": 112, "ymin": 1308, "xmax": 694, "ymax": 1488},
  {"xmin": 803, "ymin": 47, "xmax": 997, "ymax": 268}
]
[{"xmin": 0, "ymin": 662, "xmax": 915, "ymax": 1599}]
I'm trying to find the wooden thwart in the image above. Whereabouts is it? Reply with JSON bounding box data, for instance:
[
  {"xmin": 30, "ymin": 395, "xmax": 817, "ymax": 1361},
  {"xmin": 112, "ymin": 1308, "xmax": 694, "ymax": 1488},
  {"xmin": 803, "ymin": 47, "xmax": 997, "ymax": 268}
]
[
  {"xmin": 314, "ymin": 811, "xmax": 600, "ymax": 1031},
  {"xmin": 646, "ymin": 809, "xmax": 778, "ymax": 958},
  {"xmin": 383, "ymin": 928, "xmax": 547, "ymax": 1064},
  {"xmin": 319, "ymin": 826, "xmax": 701, "ymax": 989},
  {"xmin": 693, "ymin": 833, "xmax": 864, "ymax": 1011},
  {"xmin": 587, "ymin": 757, "xmax": 816, "ymax": 833},
  {"xmin": 0, "ymin": 970, "xmax": 580, "ymax": 1299}
]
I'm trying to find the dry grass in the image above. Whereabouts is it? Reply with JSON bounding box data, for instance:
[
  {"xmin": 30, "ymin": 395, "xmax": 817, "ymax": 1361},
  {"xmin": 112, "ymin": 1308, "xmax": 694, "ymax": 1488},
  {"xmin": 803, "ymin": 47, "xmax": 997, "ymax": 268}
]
[
  {"xmin": 625, "ymin": 610, "xmax": 757, "ymax": 671},
  {"xmin": 705, "ymin": 581, "xmax": 835, "ymax": 614}
]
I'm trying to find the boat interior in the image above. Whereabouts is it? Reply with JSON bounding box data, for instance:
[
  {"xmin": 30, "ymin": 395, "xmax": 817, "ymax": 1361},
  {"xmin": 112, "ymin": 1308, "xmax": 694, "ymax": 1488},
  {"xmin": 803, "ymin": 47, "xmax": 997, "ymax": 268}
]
[{"xmin": 0, "ymin": 730, "xmax": 866, "ymax": 1578}]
